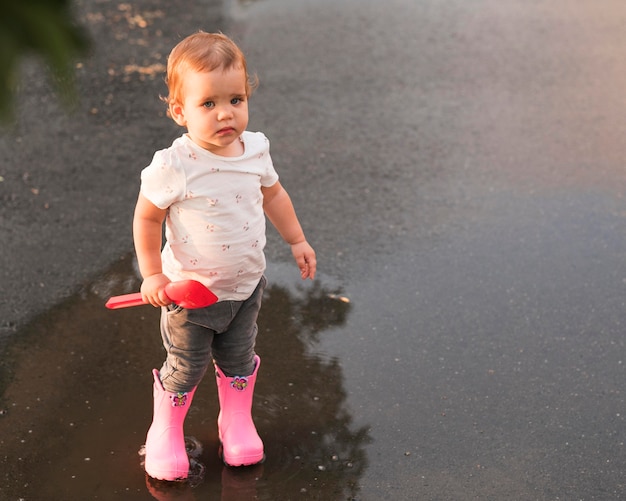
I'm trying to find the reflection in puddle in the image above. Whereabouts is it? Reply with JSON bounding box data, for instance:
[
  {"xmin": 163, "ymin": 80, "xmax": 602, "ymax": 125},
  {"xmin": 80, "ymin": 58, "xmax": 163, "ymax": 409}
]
[
  {"xmin": 0, "ymin": 255, "xmax": 369, "ymax": 500},
  {"xmin": 253, "ymin": 269, "xmax": 369, "ymax": 498}
]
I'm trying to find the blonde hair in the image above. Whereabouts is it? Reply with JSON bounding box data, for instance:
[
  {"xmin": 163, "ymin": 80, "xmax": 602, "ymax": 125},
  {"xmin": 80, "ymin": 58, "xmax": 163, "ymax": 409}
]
[{"xmin": 163, "ymin": 32, "xmax": 258, "ymax": 115}]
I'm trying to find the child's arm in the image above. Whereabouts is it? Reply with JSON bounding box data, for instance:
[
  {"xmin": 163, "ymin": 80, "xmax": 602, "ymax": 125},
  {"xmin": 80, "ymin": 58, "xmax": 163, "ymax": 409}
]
[
  {"xmin": 133, "ymin": 193, "xmax": 172, "ymax": 306},
  {"xmin": 262, "ymin": 181, "xmax": 316, "ymax": 280}
]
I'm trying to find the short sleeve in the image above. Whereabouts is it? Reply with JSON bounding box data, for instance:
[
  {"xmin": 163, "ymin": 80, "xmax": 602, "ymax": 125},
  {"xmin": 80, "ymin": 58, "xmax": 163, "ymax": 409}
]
[
  {"xmin": 258, "ymin": 134, "xmax": 279, "ymax": 188},
  {"xmin": 140, "ymin": 149, "xmax": 187, "ymax": 209}
]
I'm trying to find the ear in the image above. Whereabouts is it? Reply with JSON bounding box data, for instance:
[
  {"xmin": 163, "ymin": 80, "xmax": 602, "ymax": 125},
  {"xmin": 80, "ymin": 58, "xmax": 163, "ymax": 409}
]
[{"xmin": 169, "ymin": 101, "xmax": 186, "ymax": 126}]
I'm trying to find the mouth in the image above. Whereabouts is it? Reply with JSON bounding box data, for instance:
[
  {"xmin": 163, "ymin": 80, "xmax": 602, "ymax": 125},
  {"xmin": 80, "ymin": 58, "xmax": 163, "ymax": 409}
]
[{"xmin": 216, "ymin": 127, "xmax": 236, "ymax": 136}]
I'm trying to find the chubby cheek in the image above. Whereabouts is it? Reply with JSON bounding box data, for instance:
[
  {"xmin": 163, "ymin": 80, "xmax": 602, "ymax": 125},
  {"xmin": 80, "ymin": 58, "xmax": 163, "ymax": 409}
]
[
  {"xmin": 237, "ymin": 109, "xmax": 249, "ymax": 130},
  {"xmin": 190, "ymin": 110, "xmax": 215, "ymax": 130}
]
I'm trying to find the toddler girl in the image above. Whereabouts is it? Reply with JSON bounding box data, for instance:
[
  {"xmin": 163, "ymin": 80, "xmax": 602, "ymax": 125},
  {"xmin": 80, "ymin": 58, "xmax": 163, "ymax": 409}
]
[{"xmin": 133, "ymin": 31, "xmax": 316, "ymax": 481}]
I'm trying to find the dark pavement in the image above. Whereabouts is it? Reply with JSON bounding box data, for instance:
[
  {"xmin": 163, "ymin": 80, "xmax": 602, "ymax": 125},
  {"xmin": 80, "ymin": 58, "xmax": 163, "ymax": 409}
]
[{"xmin": 2, "ymin": 0, "xmax": 626, "ymax": 499}]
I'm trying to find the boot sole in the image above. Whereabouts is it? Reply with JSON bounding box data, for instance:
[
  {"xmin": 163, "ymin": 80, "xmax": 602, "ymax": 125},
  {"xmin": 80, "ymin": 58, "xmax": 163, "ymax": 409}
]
[{"xmin": 219, "ymin": 444, "xmax": 266, "ymax": 467}]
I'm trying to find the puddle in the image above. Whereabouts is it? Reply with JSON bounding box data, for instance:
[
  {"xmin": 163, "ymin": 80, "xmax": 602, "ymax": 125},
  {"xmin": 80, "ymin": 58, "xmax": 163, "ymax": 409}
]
[{"xmin": 0, "ymin": 255, "xmax": 369, "ymax": 500}]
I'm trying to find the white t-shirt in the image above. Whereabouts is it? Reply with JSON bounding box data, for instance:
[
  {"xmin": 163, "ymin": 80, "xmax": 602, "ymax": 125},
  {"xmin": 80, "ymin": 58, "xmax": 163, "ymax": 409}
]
[{"xmin": 140, "ymin": 131, "xmax": 279, "ymax": 301}]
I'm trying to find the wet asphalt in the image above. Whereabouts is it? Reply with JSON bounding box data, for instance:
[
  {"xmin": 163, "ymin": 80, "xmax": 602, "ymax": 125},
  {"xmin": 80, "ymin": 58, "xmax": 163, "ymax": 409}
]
[{"xmin": 2, "ymin": 0, "xmax": 626, "ymax": 499}]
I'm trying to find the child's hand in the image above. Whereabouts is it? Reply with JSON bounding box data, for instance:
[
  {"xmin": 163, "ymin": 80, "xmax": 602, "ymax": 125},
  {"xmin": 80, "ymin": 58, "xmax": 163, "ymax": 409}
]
[
  {"xmin": 140, "ymin": 273, "xmax": 172, "ymax": 307},
  {"xmin": 291, "ymin": 241, "xmax": 317, "ymax": 280}
]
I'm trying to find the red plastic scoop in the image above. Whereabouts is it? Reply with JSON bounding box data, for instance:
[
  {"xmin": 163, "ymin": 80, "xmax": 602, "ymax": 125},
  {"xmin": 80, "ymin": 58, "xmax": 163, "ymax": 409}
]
[{"xmin": 105, "ymin": 280, "xmax": 218, "ymax": 309}]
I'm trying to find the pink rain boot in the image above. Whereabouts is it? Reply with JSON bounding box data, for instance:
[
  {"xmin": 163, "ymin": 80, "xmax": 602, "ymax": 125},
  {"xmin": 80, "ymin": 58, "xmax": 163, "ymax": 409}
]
[
  {"xmin": 145, "ymin": 369, "xmax": 197, "ymax": 481},
  {"xmin": 215, "ymin": 355, "xmax": 264, "ymax": 466}
]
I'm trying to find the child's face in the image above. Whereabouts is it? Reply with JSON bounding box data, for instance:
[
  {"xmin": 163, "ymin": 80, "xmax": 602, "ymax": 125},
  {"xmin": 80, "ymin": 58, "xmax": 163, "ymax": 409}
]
[{"xmin": 171, "ymin": 66, "xmax": 249, "ymax": 156}]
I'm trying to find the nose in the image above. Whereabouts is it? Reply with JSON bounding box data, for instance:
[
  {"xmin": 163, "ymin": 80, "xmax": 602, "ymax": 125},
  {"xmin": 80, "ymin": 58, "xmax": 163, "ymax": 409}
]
[{"xmin": 216, "ymin": 105, "xmax": 234, "ymax": 121}]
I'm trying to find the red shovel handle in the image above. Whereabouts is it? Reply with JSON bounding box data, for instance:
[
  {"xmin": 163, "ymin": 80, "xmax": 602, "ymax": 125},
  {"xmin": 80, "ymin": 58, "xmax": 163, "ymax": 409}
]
[{"xmin": 105, "ymin": 293, "xmax": 145, "ymax": 309}]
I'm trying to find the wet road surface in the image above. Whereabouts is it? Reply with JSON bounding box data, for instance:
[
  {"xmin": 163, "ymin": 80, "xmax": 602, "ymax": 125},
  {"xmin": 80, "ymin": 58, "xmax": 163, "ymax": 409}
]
[{"xmin": 3, "ymin": 0, "xmax": 626, "ymax": 499}]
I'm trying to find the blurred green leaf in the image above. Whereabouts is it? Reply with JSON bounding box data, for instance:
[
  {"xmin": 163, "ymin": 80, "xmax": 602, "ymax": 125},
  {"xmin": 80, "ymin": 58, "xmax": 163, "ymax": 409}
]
[{"xmin": 0, "ymin": 0, "xmax": 89, "ymax": 121}]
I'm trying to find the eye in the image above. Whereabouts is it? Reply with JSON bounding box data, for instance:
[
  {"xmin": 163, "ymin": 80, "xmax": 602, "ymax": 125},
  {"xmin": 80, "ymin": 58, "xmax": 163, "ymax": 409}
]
[
  {"xmin": 203, "ymin": 101, "xmax": 215, "ymax": 108},
  {"xmin": 231, "ymin": 97, "xmax": 245, "ymax": 105}
]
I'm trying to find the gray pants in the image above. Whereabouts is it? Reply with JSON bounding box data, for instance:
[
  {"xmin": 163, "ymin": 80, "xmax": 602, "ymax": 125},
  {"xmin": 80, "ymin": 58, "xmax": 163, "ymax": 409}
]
[{"xmin": 157, "ymin": 276, "xmax": 266, "ymax": 393}]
